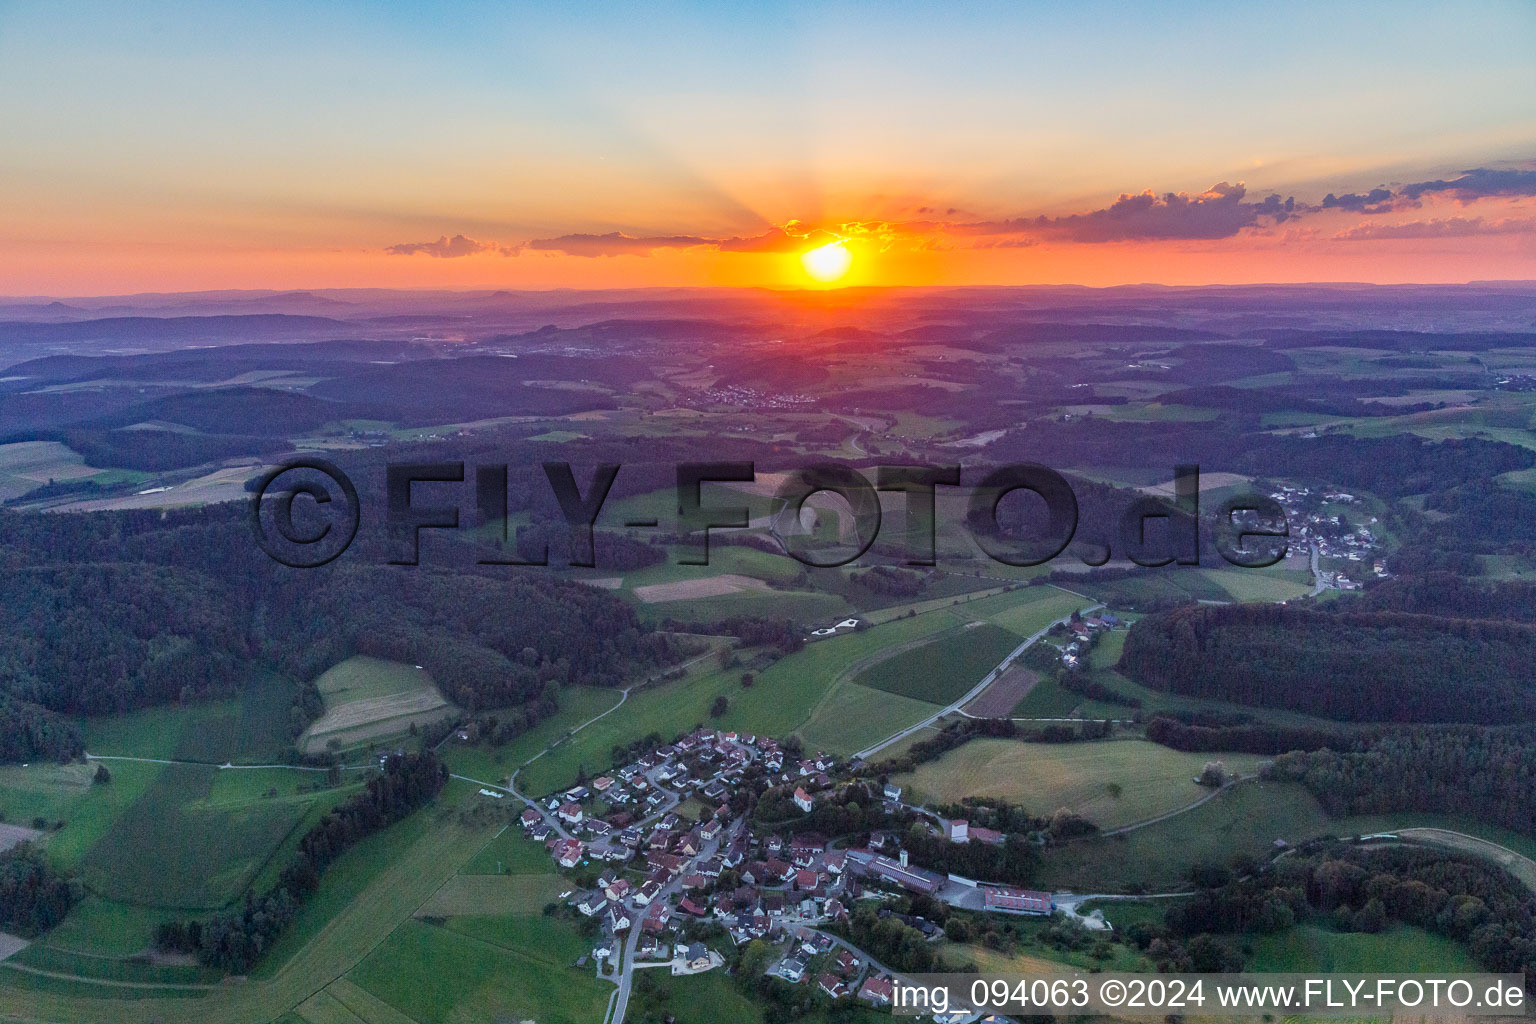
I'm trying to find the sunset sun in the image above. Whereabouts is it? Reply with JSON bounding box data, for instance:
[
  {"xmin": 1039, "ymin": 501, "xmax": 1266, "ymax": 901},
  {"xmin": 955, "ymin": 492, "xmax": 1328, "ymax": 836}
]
[{"xmin": 800, "ymin": 240, "xmax": 853, "ymax": 284}]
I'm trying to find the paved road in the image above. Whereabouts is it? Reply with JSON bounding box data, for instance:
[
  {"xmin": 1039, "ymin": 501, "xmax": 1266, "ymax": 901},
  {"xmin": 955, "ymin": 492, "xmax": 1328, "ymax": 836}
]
[
  {"xmin": 854, "ymin": 602, "xmax": 1103, "ymax": 760},
  {"xmin": 1308, "ymin": 540, "xmax": 1325, "ymax": 596},
  {"xmin": 85, "ymin": 753, "xmax": 374, "ymax": 773},
  {"xmin": 608, "ymin": 820, "xmax": 738, "ymax": 1024}
]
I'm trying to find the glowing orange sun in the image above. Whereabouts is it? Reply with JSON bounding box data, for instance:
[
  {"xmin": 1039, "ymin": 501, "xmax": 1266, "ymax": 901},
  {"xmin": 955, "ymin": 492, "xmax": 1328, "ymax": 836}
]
[{"xmin": 800, "ymin": 240, "xmax": 853, "ymax": 284}]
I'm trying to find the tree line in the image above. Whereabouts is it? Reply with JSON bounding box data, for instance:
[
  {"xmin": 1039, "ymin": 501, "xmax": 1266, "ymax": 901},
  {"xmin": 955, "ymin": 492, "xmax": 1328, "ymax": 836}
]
[{"xmin": 155, "ymin": 751, "xmax": 446, "ymax": 972}]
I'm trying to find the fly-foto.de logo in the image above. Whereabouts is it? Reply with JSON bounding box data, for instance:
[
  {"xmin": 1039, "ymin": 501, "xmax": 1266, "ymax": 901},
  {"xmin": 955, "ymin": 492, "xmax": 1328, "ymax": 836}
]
[{"xmin": 250, "ymin": 460, "xmax": 1289, "ymax": 571}]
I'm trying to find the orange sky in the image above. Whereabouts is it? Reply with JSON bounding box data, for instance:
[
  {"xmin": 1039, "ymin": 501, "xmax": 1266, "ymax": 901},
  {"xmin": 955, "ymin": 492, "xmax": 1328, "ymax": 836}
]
[{"xmin": 1, "ymin": 2, "xmax": 1534, "ymax": 293}]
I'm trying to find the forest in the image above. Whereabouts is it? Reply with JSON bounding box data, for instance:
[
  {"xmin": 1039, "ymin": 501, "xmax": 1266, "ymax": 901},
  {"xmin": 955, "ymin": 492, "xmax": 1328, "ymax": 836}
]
[
  {"xmin": 0, "ymin": 694, "xmax": 84, "ymax": 763},
  {"xmin": 1119, "ymin": 603, "xmax": 1536, "ymax": 723},
  {"xmin": 1266, "ymin": 726, "xmax": 1536, "ymax": 836},
  {"xmin": 0, "ymin": 843, "xmax": 77, "ymax": 937},
  {"xmin": 0, "ymin": 504, "xmax": 689, "ymax": 760},
  {"xmin": 1144, "ymin": 844, "xmax": 1536, "ymax": 986},
  {"xmin": 1328, "ymin": 573, "xmax": 1536, "ymax": 621}
]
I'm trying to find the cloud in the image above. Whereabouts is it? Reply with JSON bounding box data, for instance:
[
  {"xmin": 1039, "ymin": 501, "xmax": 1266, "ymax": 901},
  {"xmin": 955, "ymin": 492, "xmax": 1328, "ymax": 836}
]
[
  {"xmin": 961, "ymin": 183, "xmax": 1297, "ymax": 243},
  {"xmin": 1317, "ymin": 166, "xmax": 1536, "ymax": 215},
  {"xmin": 1320, "ymin": 188, "xmax": 1396, "ymax": 214},
  {"xmin": 382, "ymin": 162, "xmax": 1536, "ymax": 261},
  {"xmin": 1400, "ymin": 167, "xmax": 1536, "ymax": 204},
  {"xmin": 716, "ymin": 226, "xmax": 813, "ymax": 253},
  {"xmin": 526, "ymin": 222, "xmax": 834, "ymax": 257},
  {"xmin": 1334, "ymin": 216, "xmax": 1536, "ymax": 241},
  {"xmin": 525, "ymin": 231, "xmax": 719, "ymax": 257},
  {"xmin": 385, "ymin": 234, "xmax": 514, "ymax": 258}
]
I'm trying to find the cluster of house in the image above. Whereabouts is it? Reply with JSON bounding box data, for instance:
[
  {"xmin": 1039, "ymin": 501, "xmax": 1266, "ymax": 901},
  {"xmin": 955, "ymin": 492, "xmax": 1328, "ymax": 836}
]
[
  {"xmin": 1059, "ymin": 613, "xmax": 1120, "ymax": 667},
  {"xmin": 513, "ymin": 725, "xmax": 1053, "ymax": 1003},
  {"xmin": 1268, "ymin": 484, "xmax": 1383, "ymax": 581},
  {"xmin": 773, "ymin": 930, "xmax": 896, "ymax": 1006},
  {"xmin": 699, "ymin": 383, "xmax": 818, "ymax": 410}
]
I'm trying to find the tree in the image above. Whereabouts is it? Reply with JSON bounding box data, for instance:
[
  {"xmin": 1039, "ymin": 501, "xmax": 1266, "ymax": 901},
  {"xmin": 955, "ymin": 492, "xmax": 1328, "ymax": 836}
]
[
  {"xmin": 92, "ymin": 763, "xmax": 111, "ymax": 784},
  {"xmin": 710, "ymin": 695, "xmax": 729, "ymax": 718},
  {"xmin": 740, "ymin": 938, "xmax": 774, "ymax": 978},
  {"xmin": 1198, "ymin": 760, "xmax": 1228, "ymax": 788}
]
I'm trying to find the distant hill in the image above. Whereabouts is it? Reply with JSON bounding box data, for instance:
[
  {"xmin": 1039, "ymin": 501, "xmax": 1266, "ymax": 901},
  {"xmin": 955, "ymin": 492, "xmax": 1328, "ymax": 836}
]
[{"xmin": 0, "ymin": 314, "xmax": 355, "ymax": 345}]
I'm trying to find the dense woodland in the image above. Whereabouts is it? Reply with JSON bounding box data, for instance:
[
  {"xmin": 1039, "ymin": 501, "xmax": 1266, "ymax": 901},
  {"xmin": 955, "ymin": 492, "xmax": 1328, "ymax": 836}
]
[
  {"xmin": 1120, "ymin": 603, "xmax": 1536, "ymax": 723},
  {"xmin": 1266, "ymin": 726, "xmax": 1536, "ymax": 836},
  {"xmin": 0, "ymin": 844, "xmax": 78, "ymax": 937},
  {"xmin": 156, "ymin": 751, "xmax": 446, "ymax": 972},
  {"xmin": 1329, "ymin": 573, "xmax": 1536, "ymax": 621},
  {"xmin": 0, "ymin": 505, "xmax": 690, "ymax": 762},
  {"xmin": 0, "ymin": 694, "xmax": 84, "ymax": 763},
  {"xmin": 1145, "ymin": 844, "xmax": 1536, "ymax": 986}
]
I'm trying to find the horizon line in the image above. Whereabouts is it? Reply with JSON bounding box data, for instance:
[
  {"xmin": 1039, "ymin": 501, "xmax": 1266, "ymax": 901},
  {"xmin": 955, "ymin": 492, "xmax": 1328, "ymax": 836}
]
[{"xmin": 7, "ymin": 279, "xmax": 1536, "ymax": 304}]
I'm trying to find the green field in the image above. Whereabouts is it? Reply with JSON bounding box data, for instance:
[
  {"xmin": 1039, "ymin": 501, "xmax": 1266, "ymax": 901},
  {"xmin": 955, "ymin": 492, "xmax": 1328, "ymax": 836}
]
[
  {"xmin": 1201, "ymin": 567, "xmax": 1314, "ymax": 603},
  {"xmin": 418, "ymin": 873, "xmax": 568, "ymax": 916},
  {"xmin": 858, "ymin": 583, "xmax": 1014, "ymax": 624},
  {"xmin": 964, "ymin": 586, "xmax": 1096, "ymax": 637},
  {"xmin": 315, "ymin": 656, "xmax": 435, "ymax": 705},
  {"xmin": 1072, "ymin": 569, "xmax": 1231, "ymax": 608},
  {"xmin": 514, "ymin": 660, "xmax": 743, "ymax": 795},
  {"xmin": 521, "ymin": 606, "xmax": 976, "ymax": 790},
  {"xmin": 893, "ymin": 738, "xmax": 1269, "ymax": 827},
  {"xmin": 1010, "ymin": 677, "xmax": 1084, "ymax": 717},
  {"xmin": 1036, "ymin": 780, "xmax": 1333, "ymax": 891},
  {"xmin": 75, "ymin": 763, "xmax": 311, "ymax": 910},
  {"xmin": 7, "ymin": 943, "xmax": 218, "ymax": 988},
  {"xmin": 461, "ymin": 826, "xmax": 555, "ymax": 876},
  {"xmin": 852, "ymin": 622, "xmax": 1021, "ymax": 703},
  {"xmin": 633, "ymin": 587, "xmax": 849, "ymax": 626},
  {"xmin": 1076, "ymin": 899, "xmax": 1179, "ymax": 931},
  {"xmin": 0, "ymin": 761, "xmax": 96, "ymax": 827},
  {"xmin": 36, "ymin": 760, "xmax": 170, "ymax": 869},
  {"xmin": 347, "ymin": 917, "xmax": 610, "ymax": 1024},
  {"xmin": 79, "ymin": 673, "xmax": 301, "ymax": 764},
  {"xmin": 795, "ymin": 682, "xmax": 940, "ymax": 756},
  {"xmin": 27, "ymin": 896, "xmax": 193, "ymax": 959},
  {"xmin": 1250, "ymin": 925, "xmax": 1478, "ymax": 972}
]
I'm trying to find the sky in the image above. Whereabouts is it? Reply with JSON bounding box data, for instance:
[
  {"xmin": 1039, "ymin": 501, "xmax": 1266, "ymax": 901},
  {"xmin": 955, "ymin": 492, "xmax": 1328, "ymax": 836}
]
[{"xmin": 1, "ymin": 0, "xmax": 1534, "ymax": 293}]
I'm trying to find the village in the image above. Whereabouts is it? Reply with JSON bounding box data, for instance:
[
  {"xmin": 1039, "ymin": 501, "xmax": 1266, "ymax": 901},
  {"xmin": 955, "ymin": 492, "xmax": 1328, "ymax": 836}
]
[
  {"xmin": 509, "ymin": 726, "xmax": 1057, "ymax": 1015},
  {"xmin": 1267, "ymin": 484, "xmax": 1387, "ymax": 589}
]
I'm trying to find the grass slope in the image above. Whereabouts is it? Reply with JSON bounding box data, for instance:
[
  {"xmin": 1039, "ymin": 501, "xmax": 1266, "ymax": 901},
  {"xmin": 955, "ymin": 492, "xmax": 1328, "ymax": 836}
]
[
  {"xmin": 1250, "ymin": 925, "xmax": 1478, "ymax": 972},
  {"xmin": 348, "ymin": 918, "xmax": 609, "ymax": 1024},
  {"xmin": 853, "ymin": 622, "xmax": 1020, "ymax": 703},
  {"xmin": 75, "ymin": 763, "xmax": 310, "ymax": 910},
  {"xmin": 964, "ymin": 587, "xmax": 1095, "ymax": 637},
  {"xmin": 893, "ymin": 738, "xmax": 1269, "ymax": 828}
]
